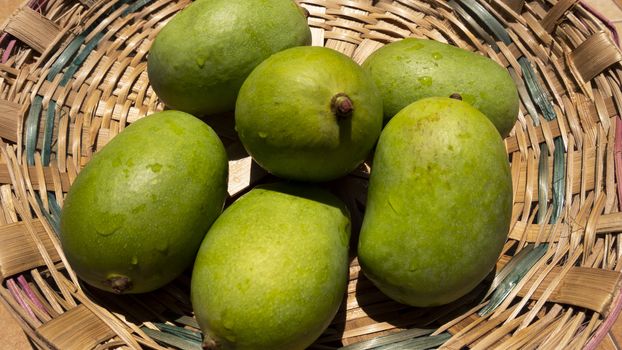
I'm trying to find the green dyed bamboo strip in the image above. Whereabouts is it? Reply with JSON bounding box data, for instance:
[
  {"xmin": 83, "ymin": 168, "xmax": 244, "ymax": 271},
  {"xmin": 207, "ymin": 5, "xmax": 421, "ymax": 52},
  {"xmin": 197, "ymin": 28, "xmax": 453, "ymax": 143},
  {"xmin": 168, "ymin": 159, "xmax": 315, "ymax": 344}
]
[
  {"xmin": 46, "ymin": 35, "xmax": 86, "ymax": 81},
  {"xmin": 479, "ymin": 244, "xmax": 548, "ymax": 316},
  {"xmin": 60, "ymin": 31, "xmax": 106, "ymax": 86},
  {"xmin": 538, "ymin": 143, "xmax": 550, "ymax": 224},
  {"xmin": 456, "ymin": 0, "xmax": 512, "ymax": 44},
  {"xmin": 519, "ymin": 57, "xmax": 556, "ymax": 122},
  {"xmin": 141, "ymin": 327, "xmax": 201, "ymax": 350},
  {"xmin": 155, "ymin": 322, "xmax": 202, "ymax": 343},
  {"xmin": 373, "ymin": 333, "xmax": 451, "ymax": 350},
  {"xmin": 41, "ymin": 100, "xmax": 56, "ymax": 165},
  {"xmin": 25, "ymin": 95, "xmax": 43, "ymax": 166},
  {"xmin": 339, "ymin": 328, "xmax": 435, "ymax": 350},
  {"xmin": 550, "ymin": 137, "xmax": 566, "ymax": 224},
  {"xmin": 122, "ymin": 0, "xmax": 153, "ymax": 15}
]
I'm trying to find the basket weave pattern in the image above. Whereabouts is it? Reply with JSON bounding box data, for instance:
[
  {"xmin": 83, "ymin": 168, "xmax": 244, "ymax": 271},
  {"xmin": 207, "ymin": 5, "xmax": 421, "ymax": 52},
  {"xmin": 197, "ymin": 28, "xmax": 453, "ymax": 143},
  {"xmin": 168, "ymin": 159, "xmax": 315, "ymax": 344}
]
[{"xmin": 1, "ymin": 0, "xmax": 622, "ymax": 349}]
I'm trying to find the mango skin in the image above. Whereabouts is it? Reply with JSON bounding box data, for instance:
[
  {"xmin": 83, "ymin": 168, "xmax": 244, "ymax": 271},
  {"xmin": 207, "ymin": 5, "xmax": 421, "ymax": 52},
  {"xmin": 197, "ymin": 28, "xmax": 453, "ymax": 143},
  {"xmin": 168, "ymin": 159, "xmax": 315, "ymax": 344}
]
[
  {"xmin": 358, "ymin": 97, "xmax": 512, "ymax": 307},
  {"xmin": 147, "ymin": 0, "xmax": 311, "ymax": 116},
  {"xmin": 235, "ymin": 46, "xmax": 383, "ymax": 182},
  {"xmin": 191, "ymin": 183, "xmax": 350, "ymax": 350},
  {"xmin": 60, "ymin": 111, "xmax": 228, "ymax": 294},
  {"xmin": 362, "ymin": 38, "xmax": 519, "ymax": 137}
]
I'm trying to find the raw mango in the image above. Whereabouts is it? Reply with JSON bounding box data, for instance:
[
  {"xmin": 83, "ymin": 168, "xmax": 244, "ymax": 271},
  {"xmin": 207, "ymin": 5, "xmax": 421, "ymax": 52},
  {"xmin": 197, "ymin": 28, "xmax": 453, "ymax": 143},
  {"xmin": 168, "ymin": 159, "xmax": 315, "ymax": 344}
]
[
  {"xmin": 358, "ymin": 97, "xmax": 512, "ymax": 307},
  {"xmin": 191, "ymin": 183, "xmax": 350, "ymax": 350},
  {"xmin": 362, "ymin": 38, "xmax": 519, "ymax": 137},
  {"xmin": 60, "ymin": 111, "xmax": 228, "ymax": 294},
  {"xmin": 148, "ymin": 0, "xmax": 311, "ymax": 116},
  {"xmin": 235, "ymin": 46, "xmax": 383, "ymax": 182}
]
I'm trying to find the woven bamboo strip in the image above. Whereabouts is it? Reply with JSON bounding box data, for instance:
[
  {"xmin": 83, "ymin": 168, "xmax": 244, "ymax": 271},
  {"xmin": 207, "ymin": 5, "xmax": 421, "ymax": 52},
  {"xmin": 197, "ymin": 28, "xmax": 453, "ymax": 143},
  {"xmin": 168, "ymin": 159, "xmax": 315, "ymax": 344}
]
[
  {"xmin": 0, "ymin": 220, "xmax": 60, "ymax": 279},
  {"xmin": 30, "ymin": 269, "xmax": 65, "ymax": 315},
  {"xmin": 504, "ymin": 245, "xmax": 565, "ymax": 324},
  {"xmin": 0, "ymin": 288, "xmax": 55, "ymax": 350},
  {"xmin": 25, "ymin": 279, "xmax": 60, "ymax": 318},
  {"xmin": 469, "ymin": 314, "xmax": 527, "ymax": 350},
  {"xmin": 59, "ymin": 276, "xmax": 142, "ymax": 349},
  {"xmin": 508, "ymin": 211, "xmax": 622, "ymax": 241},
  {"xmin": 440, "ymin": 305, "xmax": 521, "ymax": 349},
  {"xmin": 569, "ymin": 31, "xmax": 622, "ymax": 83},
  {"xmin": 38, "ymin": 304, "xmax": 117, "ymax": 350},
  {"xmin": 486, "ymin": 245, "xmax": 554, "ymax": 318},
  {"xmin": 1, "ymin": 7, "xmax": 61, "ymax": 53},
  {"xmin": 574, "ymin": 313, "xmax": 602, "ymax": 349},
  {"xmin": 1, "ymin": 143, "xmax": 78, "ymax": 307},
  {"xmin": 8, "ymin": 277, "xmax": 52, "ymax": 323},
  {"xmin": 0, "ymin": 99, "xmax": 21, "ymax": 142},
  {"xmin": 508, "ymin": 304, "xmax": 564, "ymax": 349},
  {"xmin": 517, "ymin": 265, "xmax": 621, "ymax": 313}
]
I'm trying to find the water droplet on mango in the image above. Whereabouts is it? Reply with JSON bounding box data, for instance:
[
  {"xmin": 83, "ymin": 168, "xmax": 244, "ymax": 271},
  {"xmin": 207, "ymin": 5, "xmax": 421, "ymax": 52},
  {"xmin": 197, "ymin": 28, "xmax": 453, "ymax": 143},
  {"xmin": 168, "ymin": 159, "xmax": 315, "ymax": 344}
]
[
  {"xmin": 148, "ymin": 163, "xmax": 162, "ymax": 173},
  {"xmin": 156, "ymin": 240, "xmax": 169, "ymax": 254},
  {"xmin": 95, "ymin": 217, "xmax": 123, "ymax": 237},
  {"xmin": 418, "ymin": 76, "xmax": 433, "ymax": 86},
  {"xmin": 196, "ymin": 57, "xmax": 206, "ymax": 68}
]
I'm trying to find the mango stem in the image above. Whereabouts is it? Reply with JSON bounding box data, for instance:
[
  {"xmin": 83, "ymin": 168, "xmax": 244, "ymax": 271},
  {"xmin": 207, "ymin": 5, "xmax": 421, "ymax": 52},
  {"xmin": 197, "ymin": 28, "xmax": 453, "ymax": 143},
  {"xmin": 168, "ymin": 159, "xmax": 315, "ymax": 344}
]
[
  {"xmin": 449, "ymin": 93, "xmax": 462, "ymax": 100},
  {"xmin": 106, "ymin": 275, "xmax": 132, "ymax": 294},
  {"xmin": 331, "ymin": 93, "xmax": 354, "ymax": 119}
]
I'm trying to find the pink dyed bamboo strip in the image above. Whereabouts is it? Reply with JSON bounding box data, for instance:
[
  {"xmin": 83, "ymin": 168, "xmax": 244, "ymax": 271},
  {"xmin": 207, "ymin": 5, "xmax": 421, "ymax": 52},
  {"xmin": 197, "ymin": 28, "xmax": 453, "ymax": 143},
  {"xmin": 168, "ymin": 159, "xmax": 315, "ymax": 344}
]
[
  {"xmin": 6, "ymin": 278, "xmax": 37, "ymax": 321},
  {"xmin": 17, "ymin": 275, "xmax": 48, "ymax": 315}
]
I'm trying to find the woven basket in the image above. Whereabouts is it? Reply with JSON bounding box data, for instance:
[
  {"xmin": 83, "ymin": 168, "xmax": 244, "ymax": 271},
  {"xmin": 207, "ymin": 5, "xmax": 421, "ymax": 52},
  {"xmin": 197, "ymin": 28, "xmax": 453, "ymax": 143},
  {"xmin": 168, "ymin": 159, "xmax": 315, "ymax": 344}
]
[{"xmin": 1, "ymin": 0, "xmax": 622, "ymax": 348}]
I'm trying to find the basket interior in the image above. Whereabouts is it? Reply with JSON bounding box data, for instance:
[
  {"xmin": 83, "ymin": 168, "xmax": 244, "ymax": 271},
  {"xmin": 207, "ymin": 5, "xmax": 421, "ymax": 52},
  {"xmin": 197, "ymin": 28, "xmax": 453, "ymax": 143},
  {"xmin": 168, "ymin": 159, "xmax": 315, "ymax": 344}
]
[{"xmin": 1, "ymin": 0, "xmax": 622, "ymax": 349}]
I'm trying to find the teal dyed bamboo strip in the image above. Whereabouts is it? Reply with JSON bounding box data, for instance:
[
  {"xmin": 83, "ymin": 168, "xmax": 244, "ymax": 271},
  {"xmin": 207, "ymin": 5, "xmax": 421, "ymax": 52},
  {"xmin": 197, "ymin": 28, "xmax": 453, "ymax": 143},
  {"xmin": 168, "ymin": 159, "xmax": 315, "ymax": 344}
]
[
  {"xmin": 34, "ymin": 193, "xmax": 60, "ymax": 234},
  {"xmin": 339, "ymin": 328, "xmax": 435, "ymax": 350},
  {"xmin": 47, "ymin": 192, "xmax": 62, "ymax": 230},
  {"xmin": 448, "ymin": 1, "xmax": 499, "ymax": 51},
  {"xmin": 25, "ymin": 96, "xmax": 43, "ymax": 166},
  {"xmin": 46, "ymin": 35, "xmax": 86, "ymax": 81},
  {"xmin": 60, "ymin": 31, "xmax": 106, "ymax": 86},
  {"xmin": 538, "ymin": 143, "xmax": 550, "ymax": 224},
  {"xmin": 52, "ymin": 0, "xmax": 148, "ymax": 85},
  {"xmin": 478, "ymin": 243, "xmax": 548, "ymax": 316},
  {"xmin": 154, "ymin": 322, "xmax": 202, "ymax": 343},
  {"xmin": 509, "ymin": 67, "xmax": 541, "ymax": 126},
  {"xmin": 47, "ymin": 0, "xmax": 127, "ymax": 82},
  {"xmin": 519, "ymin": 57, "xmax": 556, "ymax": 122},
  {"xmin": 550, "ymin": 137, "xmax": 566, "ymax": 224},
  {"xmin": 122, "ymin": 0, "xmax": 153, "ymax": 16},
  {"xmin": 55, "ymin": 0, "xmax": 150, "ymax": 84},
  {"xmin": 41, "ymin": 100, "xmax": 56, "ymax": 165},
  {"xmin": 141, "ymin": 327, "xmax": 202, "ymax": 350},
  {"xmin": 373, "ymin": 332, "xmax": 451, "ymax": 350},
  {"xmin": 456, "ymin": 0, "xmax": 512, "ymax": 45}
]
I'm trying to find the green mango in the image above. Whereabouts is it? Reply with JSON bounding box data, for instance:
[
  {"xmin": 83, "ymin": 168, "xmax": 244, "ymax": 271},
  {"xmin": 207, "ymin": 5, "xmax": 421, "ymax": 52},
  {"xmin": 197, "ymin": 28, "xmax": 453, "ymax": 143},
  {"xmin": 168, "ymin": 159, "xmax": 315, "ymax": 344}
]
[
  {"xmin": 362, "ymin": 38, "xmax": 519, "ymax": 137},
  {"xmin": 358, "ymin": 97, "xmax": 512, "ymax": 307},
  {"xmin": 60, "ymin": 111, "xmax": 228, "ymax": 294},
  {"xmin": 191, "ymin": 183, "xmax": 350, "ymax": 350},
  {"xmin": 147, "ymin": 0, "xmax": 311, "ymax": 116},
  {"xmin": 235, "ymin": 46, "xmax": 383, "ymax": 182}
]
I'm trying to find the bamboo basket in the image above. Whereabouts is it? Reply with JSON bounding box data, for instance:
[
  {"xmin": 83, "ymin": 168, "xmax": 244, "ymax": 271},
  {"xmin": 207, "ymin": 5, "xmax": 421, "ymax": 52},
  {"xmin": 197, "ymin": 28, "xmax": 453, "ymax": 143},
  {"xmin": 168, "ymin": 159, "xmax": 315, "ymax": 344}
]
[{"xmin": 1, "ymin": 0, "xmax": 622, "ymax": 348}]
